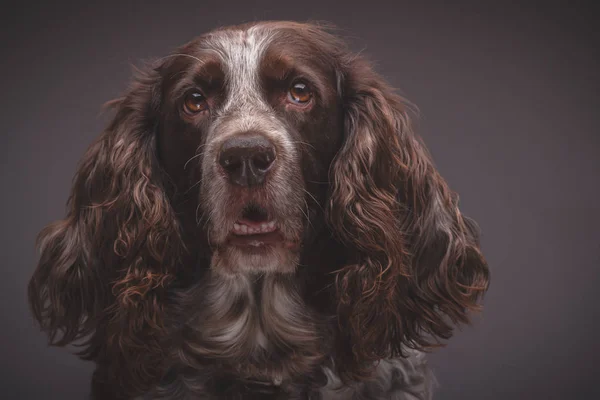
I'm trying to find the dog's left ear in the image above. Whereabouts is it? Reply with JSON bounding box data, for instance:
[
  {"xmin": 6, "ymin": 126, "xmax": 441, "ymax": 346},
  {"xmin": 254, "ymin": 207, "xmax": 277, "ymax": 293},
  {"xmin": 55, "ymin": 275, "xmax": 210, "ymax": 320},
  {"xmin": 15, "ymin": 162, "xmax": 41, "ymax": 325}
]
[{"xmin": 327, "ymin": 55, "xmax": 490, "ymax": 380}]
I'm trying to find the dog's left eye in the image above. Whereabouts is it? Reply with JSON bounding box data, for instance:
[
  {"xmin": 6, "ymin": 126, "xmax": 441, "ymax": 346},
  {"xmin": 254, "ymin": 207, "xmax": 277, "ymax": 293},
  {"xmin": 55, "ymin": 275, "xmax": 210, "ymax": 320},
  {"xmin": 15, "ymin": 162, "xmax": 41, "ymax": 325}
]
[
  {"xmin": 288, "ymin": 81, "xmax": 312, "ymax": 104},
  {"xmin": 183, "ymin": 91, "xmax": 208, "ymax": 114}
]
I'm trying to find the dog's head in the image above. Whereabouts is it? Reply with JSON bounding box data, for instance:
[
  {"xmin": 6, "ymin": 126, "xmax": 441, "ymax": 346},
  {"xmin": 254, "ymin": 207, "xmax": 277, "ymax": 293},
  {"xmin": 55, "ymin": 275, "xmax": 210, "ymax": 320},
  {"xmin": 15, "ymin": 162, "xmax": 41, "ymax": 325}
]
[
  {"xmin": 155, "ymin": 22, "xmax": 349, "ymax": 275},
  {"xmin": 29, "ymin": 21, "xmax": 489, "ymax": 393}
]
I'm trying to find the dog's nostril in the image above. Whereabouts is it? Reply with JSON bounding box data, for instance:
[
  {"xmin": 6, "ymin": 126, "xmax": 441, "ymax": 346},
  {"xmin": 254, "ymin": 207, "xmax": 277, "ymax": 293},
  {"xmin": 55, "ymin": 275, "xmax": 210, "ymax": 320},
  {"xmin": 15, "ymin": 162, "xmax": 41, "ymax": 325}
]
[
  {"xmin": 218, "ymin": 132, "xmax": 276, "ymax": 187},
  {"xmin": 252, "ymin": 149, "xmax": 275, "ymax": 171},
  {"xmin": 221, "ymin": 155, "xmax": 243, "ymax": 172}
]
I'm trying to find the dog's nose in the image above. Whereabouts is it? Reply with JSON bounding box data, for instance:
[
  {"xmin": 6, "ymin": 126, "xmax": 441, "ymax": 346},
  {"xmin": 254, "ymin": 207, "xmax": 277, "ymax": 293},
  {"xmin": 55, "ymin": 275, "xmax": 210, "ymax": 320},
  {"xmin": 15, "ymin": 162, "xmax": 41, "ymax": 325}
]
[{"xmin": 218, "ymin": 133, "xmax": 276, "ymax": 187}]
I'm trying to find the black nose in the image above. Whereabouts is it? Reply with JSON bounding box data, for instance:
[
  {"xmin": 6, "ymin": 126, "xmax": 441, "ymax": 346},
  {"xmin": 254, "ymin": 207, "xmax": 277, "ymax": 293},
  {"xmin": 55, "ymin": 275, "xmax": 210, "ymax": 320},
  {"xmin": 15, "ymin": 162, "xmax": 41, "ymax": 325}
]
[{"xmin": 218, "ymin": 132, "xmax": 276, "ymax": 187}]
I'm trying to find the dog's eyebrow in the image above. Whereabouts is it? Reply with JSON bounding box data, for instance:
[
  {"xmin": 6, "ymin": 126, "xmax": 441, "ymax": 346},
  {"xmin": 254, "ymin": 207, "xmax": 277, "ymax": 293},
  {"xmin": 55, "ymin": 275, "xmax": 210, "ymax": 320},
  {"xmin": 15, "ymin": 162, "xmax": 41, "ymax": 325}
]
[
  {"xmin": 170, "ymin": 56, "xmax": 225, "ymax": 97},
  {"xmin": 190, "ymin": 55, "xmax": 224, "ymax": 78},
  {"xmin": 192, "ymin": 60, "xmax": 225, "ymax": 86},
  {"xmin": 261, "ymin": 53, "xmax": 295, "ymax": 81},
  {"xmin": 259, "ymin": 45, "xmax": 333, "ymax": 100}
]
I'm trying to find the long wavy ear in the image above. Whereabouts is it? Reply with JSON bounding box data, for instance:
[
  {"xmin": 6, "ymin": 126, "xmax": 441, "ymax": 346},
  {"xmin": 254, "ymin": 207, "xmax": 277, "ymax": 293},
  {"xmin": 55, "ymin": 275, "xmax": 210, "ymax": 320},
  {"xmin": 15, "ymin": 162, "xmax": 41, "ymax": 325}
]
[
  {"xmin": 27, "ymin": 62, "xmax": 184, "ymax": 396},
  {"xmin": 327, "ymin": 56, "xmax": 490, "ymax": 380}
]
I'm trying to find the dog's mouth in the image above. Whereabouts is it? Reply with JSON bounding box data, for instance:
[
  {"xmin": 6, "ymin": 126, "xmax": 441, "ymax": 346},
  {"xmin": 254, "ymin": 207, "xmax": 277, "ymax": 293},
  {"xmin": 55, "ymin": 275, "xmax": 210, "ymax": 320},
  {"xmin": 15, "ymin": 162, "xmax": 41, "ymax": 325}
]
[{"xmin": 227, "ymin": 203, "xmax": 284, "ymax": 248}]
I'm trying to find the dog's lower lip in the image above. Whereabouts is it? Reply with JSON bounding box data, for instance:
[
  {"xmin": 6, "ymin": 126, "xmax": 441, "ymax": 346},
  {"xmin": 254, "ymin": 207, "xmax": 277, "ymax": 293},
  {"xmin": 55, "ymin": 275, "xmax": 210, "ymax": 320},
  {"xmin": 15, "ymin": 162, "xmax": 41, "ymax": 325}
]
[{"xmin": 228, "ymin": 230, "xmax": 283, "ymax": 247}]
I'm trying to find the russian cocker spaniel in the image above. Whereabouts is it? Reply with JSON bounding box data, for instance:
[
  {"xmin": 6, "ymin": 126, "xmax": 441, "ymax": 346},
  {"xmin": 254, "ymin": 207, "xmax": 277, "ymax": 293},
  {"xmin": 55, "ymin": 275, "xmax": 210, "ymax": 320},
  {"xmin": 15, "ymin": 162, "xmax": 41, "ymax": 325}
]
[{"xmin": 28, "ymin": 21, "xmax": 490, "ymax": 400}]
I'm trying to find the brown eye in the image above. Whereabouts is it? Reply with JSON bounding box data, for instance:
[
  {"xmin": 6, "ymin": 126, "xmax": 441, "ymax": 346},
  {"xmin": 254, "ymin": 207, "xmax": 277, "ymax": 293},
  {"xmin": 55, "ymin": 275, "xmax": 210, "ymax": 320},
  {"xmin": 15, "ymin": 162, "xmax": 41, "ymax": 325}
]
[
  {"xmin": 183, "ymin": 91, "xmax": 208, "ymax": 114},
  {"xmin": 288, "ymin": 81, "xmax": 312, "ymax": 104}
]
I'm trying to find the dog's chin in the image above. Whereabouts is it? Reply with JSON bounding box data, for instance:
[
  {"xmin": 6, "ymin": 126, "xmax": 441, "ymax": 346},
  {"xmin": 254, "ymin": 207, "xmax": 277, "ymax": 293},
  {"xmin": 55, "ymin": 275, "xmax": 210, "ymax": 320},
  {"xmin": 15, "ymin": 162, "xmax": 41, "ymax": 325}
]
[
  {"xmin": 206, "ymin": 200, "xmax": 304, "ymax": 275},
  {"xmin": 210, "ymin": 223, "xmax": 302, "ymax": 275},
  {"xmin": 211, "ymin": 240, "xmax": 300, "ymax": 275}
]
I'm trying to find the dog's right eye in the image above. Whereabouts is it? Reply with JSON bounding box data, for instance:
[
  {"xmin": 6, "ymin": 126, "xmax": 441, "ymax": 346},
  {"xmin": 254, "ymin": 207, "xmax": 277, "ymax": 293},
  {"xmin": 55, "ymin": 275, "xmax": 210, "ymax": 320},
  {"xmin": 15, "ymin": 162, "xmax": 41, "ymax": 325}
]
[
  {"xmin": 288, "ymin": 81, "xmax": 312, "ymax": 105},
  {"xmin": 183, "ymin": 91, "xmax": 208, "ymax": 114}
]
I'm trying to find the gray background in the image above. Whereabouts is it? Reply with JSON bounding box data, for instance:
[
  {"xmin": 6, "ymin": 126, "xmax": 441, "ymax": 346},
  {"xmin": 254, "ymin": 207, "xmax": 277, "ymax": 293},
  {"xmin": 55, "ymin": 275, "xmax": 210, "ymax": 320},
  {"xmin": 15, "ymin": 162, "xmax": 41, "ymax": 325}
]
[{"xmin": 2, "ymin": 1, "xmax": 598, "ymax": 399}]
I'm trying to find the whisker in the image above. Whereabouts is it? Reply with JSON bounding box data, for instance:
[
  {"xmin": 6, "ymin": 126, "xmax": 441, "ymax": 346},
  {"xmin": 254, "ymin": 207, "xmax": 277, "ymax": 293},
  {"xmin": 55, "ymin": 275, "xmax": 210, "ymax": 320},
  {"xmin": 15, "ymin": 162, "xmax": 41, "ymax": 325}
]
[
  {"xmin": 183, "ymin": 179, "xmax": 202, "ymax": 196},
  {"xmin": 302, "ymin": 188, "xmax": 323, "ymax": 212},
  {"xmin": 195, "ymin": 203, "xmax": 204, "ymax": 226},
  {"xmin": 183, "ymin": 154, "xmax": 202, "ymax": 170},
  {"xmin": 156, "ymin": 53, "xmax": 203, "ymax": 64},
  {"xmin": 206, "ymin": 229, "xmax": 216, "ymax": 252},
  {"xmin": 183, "ymin": 148, "xmax": 207, "ymax": 171},
  {"xmin": 300, "ymin": 199, "xmax": 314, "ymax": 231},
  {"xmin": 290, "ymin": 140, "xmax": 317, "ymax": 151},
  {"xmin": 200, "ymin": 207, "xmax": 214, "ymax": 231},
  {"xmin": 201, "ymin": 216, "xmax": 212, "ymax": 231},
  {"xmin": 313, "ymin": 282, "xmax": 334, "ymax": 295}
]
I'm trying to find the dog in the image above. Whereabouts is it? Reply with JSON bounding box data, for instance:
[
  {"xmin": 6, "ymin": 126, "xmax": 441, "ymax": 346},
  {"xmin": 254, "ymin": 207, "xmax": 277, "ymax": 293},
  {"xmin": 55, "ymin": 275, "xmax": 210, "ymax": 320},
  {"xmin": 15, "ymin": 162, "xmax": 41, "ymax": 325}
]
[{"xmin": 28, "ymin": 21, "xmax": 490, "ymax": 399}]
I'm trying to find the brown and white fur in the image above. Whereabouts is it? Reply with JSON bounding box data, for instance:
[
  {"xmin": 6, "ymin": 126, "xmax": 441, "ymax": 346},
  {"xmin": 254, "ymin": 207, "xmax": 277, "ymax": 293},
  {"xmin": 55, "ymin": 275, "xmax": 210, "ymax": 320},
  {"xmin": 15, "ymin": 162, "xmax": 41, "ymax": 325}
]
[{"xmin": 28, "ymin": 21, "xmax": 489, "ymax": 400}]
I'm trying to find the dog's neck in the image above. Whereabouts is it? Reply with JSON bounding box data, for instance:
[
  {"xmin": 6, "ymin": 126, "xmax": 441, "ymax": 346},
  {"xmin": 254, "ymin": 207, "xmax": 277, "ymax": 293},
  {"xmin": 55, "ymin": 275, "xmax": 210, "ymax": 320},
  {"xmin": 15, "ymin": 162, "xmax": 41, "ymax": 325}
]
[
  {"xmin": 175, "ymin": 270, "xmax": 328, "ymax": 385},
  {"xmin": 157, "ymin": 255, "xmax": 434, "ymax": 399}
]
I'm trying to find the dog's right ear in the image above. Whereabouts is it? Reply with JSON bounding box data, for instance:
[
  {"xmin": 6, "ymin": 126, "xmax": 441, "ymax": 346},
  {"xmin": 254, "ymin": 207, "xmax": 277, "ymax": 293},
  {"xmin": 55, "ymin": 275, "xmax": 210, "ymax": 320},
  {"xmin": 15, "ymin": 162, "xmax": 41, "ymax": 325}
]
[{"xmin": 27, "ymin": 59, "xmax": 186, "ymax": 396}]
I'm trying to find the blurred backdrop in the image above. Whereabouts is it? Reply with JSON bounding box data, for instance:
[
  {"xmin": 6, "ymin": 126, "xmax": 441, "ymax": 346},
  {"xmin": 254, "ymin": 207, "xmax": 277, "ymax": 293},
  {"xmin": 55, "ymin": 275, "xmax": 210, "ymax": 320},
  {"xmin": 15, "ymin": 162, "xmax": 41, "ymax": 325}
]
[{"xmin": 1, "ymin": 1, "xmax": 598, "ymax": 399}]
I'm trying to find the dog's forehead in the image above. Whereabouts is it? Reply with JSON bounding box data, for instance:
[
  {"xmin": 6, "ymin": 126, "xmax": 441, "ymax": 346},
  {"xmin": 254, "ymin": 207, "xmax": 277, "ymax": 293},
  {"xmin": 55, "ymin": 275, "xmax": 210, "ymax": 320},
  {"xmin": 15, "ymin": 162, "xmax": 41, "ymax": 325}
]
[
  {"xmin": 196, "ymin": 25, "xmax": 278, "ymax": 112},
  {"xmin": 203, "ymin": 25, "xmax": 276, "ymax": 77}
]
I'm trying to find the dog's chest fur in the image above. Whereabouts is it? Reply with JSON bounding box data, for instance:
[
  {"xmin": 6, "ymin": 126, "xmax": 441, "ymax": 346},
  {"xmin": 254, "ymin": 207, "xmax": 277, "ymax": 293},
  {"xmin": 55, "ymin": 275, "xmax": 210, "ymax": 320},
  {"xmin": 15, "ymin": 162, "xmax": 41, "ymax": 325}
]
[
  {"xmin": 154, "ymin": 273, "xmax": 434, "ymax": 399},
  {"xmin": 175, "ymin": 273, "xmax": 325, "ymax": 382}
]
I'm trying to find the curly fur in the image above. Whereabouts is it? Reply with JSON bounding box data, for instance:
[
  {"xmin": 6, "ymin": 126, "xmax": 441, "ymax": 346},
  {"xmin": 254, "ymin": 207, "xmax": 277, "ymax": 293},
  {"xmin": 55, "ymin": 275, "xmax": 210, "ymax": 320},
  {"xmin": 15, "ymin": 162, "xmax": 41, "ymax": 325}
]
[
  {"xmin": 328, "ymin": 55, "xmax": 489, "ymax": 381},
  {"xmin": 28, "ymin": 21, "xmax": 489, "ymax": 400}
]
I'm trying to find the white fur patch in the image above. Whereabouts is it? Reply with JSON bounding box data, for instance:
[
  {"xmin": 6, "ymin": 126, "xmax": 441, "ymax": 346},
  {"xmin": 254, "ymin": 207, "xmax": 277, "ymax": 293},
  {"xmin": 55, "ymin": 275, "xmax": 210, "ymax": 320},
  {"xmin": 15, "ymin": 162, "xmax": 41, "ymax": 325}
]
[{"xmin": 205, "ymin": 25, "xmax": 293, "ymax": 151}]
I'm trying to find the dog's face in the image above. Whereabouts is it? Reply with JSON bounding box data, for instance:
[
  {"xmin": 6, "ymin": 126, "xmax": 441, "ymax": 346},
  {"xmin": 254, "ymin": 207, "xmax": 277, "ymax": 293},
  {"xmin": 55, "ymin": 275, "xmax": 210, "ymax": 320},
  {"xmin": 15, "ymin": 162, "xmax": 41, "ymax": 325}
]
[{"xmin": 157, "ymin": 23, "xmax": 344, "ymax": 275}]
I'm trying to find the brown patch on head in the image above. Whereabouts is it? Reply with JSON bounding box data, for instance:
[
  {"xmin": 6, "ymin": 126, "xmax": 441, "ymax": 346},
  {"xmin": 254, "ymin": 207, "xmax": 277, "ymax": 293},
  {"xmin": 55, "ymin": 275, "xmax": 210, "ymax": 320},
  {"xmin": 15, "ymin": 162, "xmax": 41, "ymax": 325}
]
[{"xmin": 259, "ymin": 27, "xmax": 341, "ymax": 103}]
